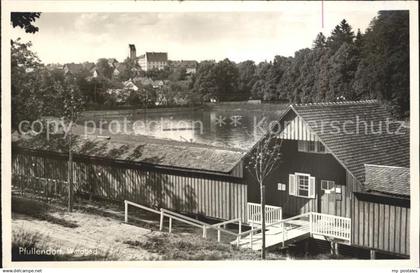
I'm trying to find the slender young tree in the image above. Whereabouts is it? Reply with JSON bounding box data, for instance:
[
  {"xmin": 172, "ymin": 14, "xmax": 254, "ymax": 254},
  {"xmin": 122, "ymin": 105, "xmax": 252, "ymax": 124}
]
[
  {"xmin": 60, "ymin": 76, "xmax": 84, "ymax": 211},
  {"xmin": 245, "ymin": 132, "xmax": 282, "ymax": 259}
]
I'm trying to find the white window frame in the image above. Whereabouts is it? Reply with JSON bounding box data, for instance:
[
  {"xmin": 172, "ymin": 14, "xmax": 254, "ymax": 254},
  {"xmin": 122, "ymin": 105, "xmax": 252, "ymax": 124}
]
[
  {"xmin": 295, "ymin": 172, "xmax": 310, "ymax": 198},
  {"xmin": 288, "ymin": 172, "xmax": 315, "ymax": 199}
]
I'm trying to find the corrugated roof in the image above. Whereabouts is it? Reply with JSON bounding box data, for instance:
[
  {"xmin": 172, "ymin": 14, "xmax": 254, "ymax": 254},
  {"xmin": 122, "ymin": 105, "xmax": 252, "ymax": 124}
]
[
  {"xmin": 13, "ymin": 134, "xmax": 245, "ymax": 174},
  {"xmin": 288, "ymin": 100, "xmax": 409, "ymax": 184},
  {"xmin": 364, "ymin": 164, "xmax": 410, "ymax": 196}
]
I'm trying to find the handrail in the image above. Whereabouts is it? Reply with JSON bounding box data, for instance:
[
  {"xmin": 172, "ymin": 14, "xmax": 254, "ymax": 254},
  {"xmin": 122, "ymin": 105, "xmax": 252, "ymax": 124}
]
[
  {"xmin": 247, "ymin": 202, "xmax": 281, "ymax": 210},
  {"xmin": 160, "ymin": 208, "xmax": 240, "ymax": 239},
  {"xmin": 211, "ymin": 218, "xmax": 241, "ymax": 227},
  {"xmin": 311, "ymin": 211, "xmax": 351, "ymax": 221},
  {"xmin": 124, "ymin": 200, "xmax": 241, "ymax": 243},
  {"xmin": 161, "ymin": 210, "xmax": 204, "ymax": 228},
  {"xmin": 160, "ymin": 208, "xmax": 210, "ymax": 227},
  {"xmin": 125, "ymin": 200, "xmax": 161, "ymax": 214}
]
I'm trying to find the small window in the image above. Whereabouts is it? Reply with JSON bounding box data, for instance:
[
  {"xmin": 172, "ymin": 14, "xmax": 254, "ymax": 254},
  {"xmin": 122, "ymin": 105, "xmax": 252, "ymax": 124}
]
[
  {"xmin": 298, "ymin": 140, "xmax": 306, "ymax": 152},
  {"xmin": 297, "ymin": 175, "xmax": 309, "ymax": 197},
  {"xmin": 321, "ymin": 180, "xmax": 335, "ymax": 193},
  {"xmin": 289, "ymin": 173, "xmax": 315, "ymax": 198},
  {"xmin": 277, "ymin": 183, "xmax": 286, "ymax": 191},
  {"xmin": 307, "ymin": 141, "xmax": 316, "ymax": 152}
]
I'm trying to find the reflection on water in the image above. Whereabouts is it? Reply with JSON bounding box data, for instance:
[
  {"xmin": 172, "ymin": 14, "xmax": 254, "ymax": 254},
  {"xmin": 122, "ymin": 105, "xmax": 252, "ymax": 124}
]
[{"xmin": 82, "ymin": 107, "xmax": 285, "ymax": 149}]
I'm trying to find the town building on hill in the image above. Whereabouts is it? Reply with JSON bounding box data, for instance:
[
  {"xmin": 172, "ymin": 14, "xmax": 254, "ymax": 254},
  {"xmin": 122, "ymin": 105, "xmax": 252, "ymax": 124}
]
[{"xmin": 138, "ymin": 52, "xmax": 168, "ymax": 71}]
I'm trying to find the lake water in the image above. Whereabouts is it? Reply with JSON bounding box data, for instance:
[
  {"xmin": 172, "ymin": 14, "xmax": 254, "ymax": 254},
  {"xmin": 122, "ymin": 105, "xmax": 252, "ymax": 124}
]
[{"xmin": 82, "ymin": 104, "xmax": 287, "ymax": 150}]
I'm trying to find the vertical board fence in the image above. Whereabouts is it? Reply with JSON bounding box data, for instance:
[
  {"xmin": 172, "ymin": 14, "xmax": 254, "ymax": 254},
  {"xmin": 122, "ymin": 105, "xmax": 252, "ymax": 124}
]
[
  {"xmin": 351, "ymin": 193, "xmax": 410, "ymax": 256},
  {"xmin": 12, "ymin": 149, "xmax": 248, "ymax": 221}
]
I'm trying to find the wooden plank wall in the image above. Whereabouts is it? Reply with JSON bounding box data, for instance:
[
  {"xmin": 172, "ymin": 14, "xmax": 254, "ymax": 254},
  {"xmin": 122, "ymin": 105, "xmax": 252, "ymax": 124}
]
[
  {"xmin": 351, "ymin": 194, "xmax": 410, "ymax": 256},
  {"xmin": 246, "ymin": 140, "xmax": 350, "ymax": 218},
  {"xmin": 12, "ymin": 151, "xmax": 247, "ymax": 221}
]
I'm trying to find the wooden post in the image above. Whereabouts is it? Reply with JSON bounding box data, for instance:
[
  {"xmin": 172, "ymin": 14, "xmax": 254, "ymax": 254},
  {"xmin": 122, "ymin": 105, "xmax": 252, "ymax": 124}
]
[
  {"xmin": 67, "ymin": 130, "xmax": 73, "ymax": 212},
  {"xmin": 159, "ymin": 209, "xmax": 164, "ymax": 231},
  {"xmin": 239, "ymin": 220, "xmax": 242, "ymax": 235},
  {"xmin": 370, "ymin": 249, "xmax": 376, "ymax": 260},
  {"xmin": 217, "ymin": 229, "xmax": 221, "ymax": 242},
  {"xmin": 169, "ymin": 217, "xmax": 172, "ymax": 233},
  {"xmin": 335, "ymin": 243, "xmax": 339, "ymax": 256},
  {"xmin": 309, "ymin": 213, "xmax": 313, "ymax": 234},
  {"xmin": 330, "ymin": 241, "xmax": 334, "ymax": 255},
  {"xmin": 124, "ymin": 201, "xmax": 128, "ymax": 223},
  {"xmin": 330, "ymin": 241, "xmax": 339, "ymax": 256},
  {"xmin": 250, "ymin": 222, "xmax": 253, "ymax": 248},
  {"xmin": 67, "ymin": 107, "xmax": 75, "ymax": 213},
  {"xmin": 282, "ymin": 222, "xmax": 285, "ymax": 247},
  {"xmin": 202, "ymin": 226, "xmax": 207, "ymax": 238}
]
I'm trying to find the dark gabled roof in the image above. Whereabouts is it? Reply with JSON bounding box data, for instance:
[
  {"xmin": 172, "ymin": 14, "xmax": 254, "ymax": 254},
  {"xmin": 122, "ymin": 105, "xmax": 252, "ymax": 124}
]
[
  {"xmin": 364, "ymin": 164, "xmax": 410, "ymax": 197},
  {"xmin": 145, "ymin": 52, "xmax": 168, "ymax": 62},
  {"xmin": 12, "ymin": 133, "xmax": 245, "ymax": 174},
  {"xmin": 83, "ymin": 62, "xmax": 96, "ymax": 71},
  {"xmin": 288, "ymin": 100, "xmax": 409, "ymax": 184}
]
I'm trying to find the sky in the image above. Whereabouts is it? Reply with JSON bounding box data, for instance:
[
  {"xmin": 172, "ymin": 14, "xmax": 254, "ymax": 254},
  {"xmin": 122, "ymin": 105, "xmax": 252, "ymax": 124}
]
[{"xmin": 10, "ymin": 5, "xmax": 381, "ymax": 64}]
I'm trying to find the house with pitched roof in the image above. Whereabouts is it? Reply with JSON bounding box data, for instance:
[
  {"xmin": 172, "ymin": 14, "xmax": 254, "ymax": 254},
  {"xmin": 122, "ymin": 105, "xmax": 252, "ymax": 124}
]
[
  {"xmin": 244, "ymin": 100, "xmax": 410, "ymax": 257},
  {"xmin": 138, "ymin": 52, "xmax": 168, "ymax": 71}
]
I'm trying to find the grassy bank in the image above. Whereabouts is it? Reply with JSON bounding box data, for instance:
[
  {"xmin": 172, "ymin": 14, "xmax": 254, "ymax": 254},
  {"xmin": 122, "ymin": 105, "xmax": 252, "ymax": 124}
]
[{"xmin": 11, "ymin": 195, "xmax": 284, "ymax": 261}]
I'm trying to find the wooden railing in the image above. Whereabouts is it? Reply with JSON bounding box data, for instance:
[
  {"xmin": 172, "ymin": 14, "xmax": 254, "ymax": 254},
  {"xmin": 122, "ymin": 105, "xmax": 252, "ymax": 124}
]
[
  {"xmin": 310, "ymin": 212, "xmax": 351, "ymax": 241},
  {"xmin": 247, "ymin": 202, "xmax": 282, "ymax": 224},
  {"xmin": 125, "ymin": 200, "xmax": 351, "ymax": 249},
  {"xmin": 236, "ymin": 212, "xmax": 351, "ymax": 249},
  {"xmin": 124, "ymin": 200, "xmax": 241, "ymax": 244}
]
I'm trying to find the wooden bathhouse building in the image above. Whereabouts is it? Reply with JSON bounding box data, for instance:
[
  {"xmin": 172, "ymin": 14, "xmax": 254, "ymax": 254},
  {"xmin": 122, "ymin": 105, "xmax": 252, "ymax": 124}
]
[{"xmin": 12, "ymin": 100, "xmax": 411, "ymax": 258}]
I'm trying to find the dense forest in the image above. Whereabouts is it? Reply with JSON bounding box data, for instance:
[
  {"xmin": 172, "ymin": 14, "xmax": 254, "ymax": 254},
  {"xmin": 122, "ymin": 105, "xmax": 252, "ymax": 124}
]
[{"xmin": 191, "ymin": 10, "xmax": 409, "ymax": 118}]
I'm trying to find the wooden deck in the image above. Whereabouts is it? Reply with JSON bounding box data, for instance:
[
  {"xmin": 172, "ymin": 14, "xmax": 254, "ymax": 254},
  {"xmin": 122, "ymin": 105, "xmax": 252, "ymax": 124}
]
[
  {"xmin": 233, "ymin": 212, "xmax": 351, "ymax": 251},
  {"xmin": 236, "ymin": 219, "xmax": 311, "ymax": 250}
]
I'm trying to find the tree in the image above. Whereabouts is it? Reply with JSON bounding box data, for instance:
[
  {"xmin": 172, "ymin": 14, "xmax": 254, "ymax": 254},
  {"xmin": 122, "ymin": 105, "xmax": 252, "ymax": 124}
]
[
  {"xmin": 237, "ymin": 60, "xmax": 257, "ymax": 100},
  {"xmin": 192, "ymin": 61, "xmax": 218, "ymax": 101},
  {"xmin": 118, "ymin": 57, "xmax": 145, "ymax": 81},
  {"xmin": 213, "ymin": 58, "xmax": 240, "ymax": 101},
  {"xmin": 245, "ymin": 132, "xmax": 282, "ymax": 260},
  {"xmin": 251, "ymin": 61, "xmax": 272, "ymax": 100},
  {"xmin": 11, "ymin": 39, "xmax": 85, "ymax": 212},
  {"xmin": 326, "ymin": 42, "xmax": 359, "ymax": 101},
  {"xmin": 326, "ymin": 19, "xmax": 355, "ymax": 53},
  {"xmin": 11, "ymin": 12, "xmax": 41, "ymax": 33},
  {"xmin": 313, "ymin": 32, "xmax": 326, "ymax": 49},
  {"xmin": 60, "ymin": 76, "xmax": 85, "ymax": 212},
  {"xmin": 96, "ymin": 58, "xmax": 114, "ymax": 79},
  {"xmin": 354, "ymin": 10, "xmax": 409, "ymax": 117}
]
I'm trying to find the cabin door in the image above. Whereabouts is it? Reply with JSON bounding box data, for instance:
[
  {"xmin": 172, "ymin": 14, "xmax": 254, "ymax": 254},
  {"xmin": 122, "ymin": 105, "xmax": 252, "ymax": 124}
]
[{"xmin": 320, "ymin": 180, "xmax": 335, "ymax": 215}]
